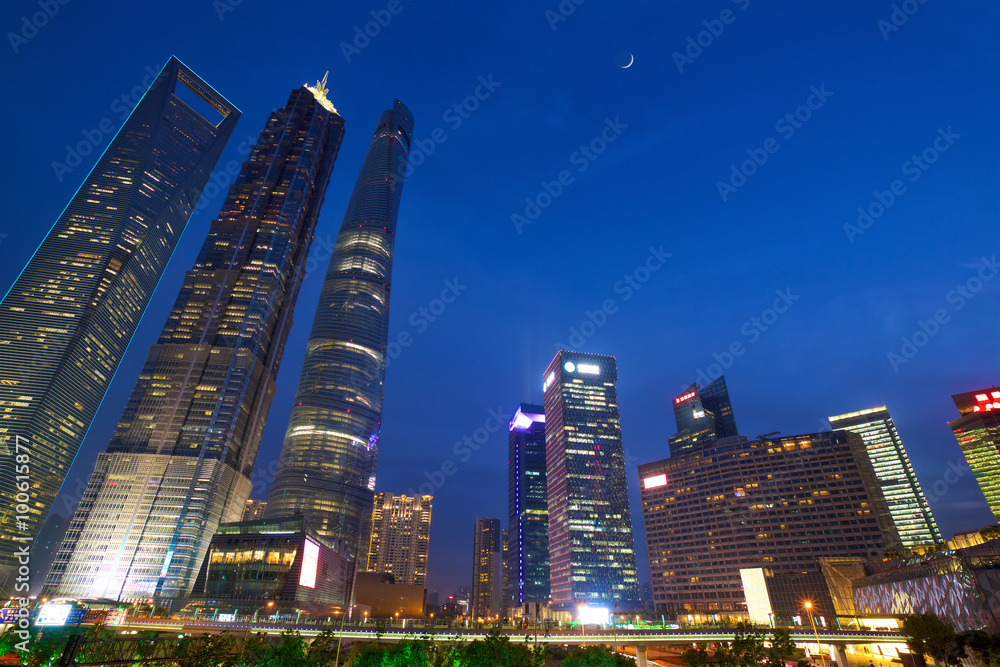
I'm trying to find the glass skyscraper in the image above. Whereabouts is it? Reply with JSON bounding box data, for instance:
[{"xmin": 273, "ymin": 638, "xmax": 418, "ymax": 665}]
[
  {"xmin": 0, "ymin": 57, "xmax": 238, "ymax": 594},
  {"xmin": 41, "ymin": 78, "xmax": 344, "ymax": 602},
  {"xmin": 504, "ymin": 403, "xmax": 549, "ymax": 610},
  {"xmin": 472, "ymin": 516, "xmax": 501, "ymax": 619},
  {"xmin": 264, "ymin": 100, "xmax": 413, "ymax": 565},
  {"xmin": 829, "ymin": 406, "xmax": 941, "ymax": 547},
  {"xmin": 669, "ymin": 375, "xmax": 739, "ymax": 457},
  {"xmin": 543, "ymin": 351, "xmax": 639, "ymax": 606},
  {"xmin": 949, "ymin": 388, "xmax": 1000, "ymax": 523}
]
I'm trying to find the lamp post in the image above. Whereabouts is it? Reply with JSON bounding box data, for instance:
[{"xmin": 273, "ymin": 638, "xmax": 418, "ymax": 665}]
[
  {"xmin": 804, "ymin": 602, "xmax": 827, "ymax": 667},
  {"xmin": 613, "ymin": 602, "xmax": 619, "ymax": 653},
  {"xmin": 577, "ymin": 602, "xmax": 586, "ymax": 645},
  {"xmin": 240, "ymin": 601, "xmax": 273, "ymax": 658}
]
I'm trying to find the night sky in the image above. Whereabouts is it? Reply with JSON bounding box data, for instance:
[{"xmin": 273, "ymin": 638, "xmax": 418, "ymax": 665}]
[{"xmin": 2, "ymin": 1, "xmax": 998, "ymax": 598}]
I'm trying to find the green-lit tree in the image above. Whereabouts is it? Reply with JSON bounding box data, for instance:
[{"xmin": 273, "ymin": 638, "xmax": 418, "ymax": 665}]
[
  {"xmin": 561, "ymin": 645, "xmax": 636, "ymax": 666},
  {"xmin": 457, "ymin": 630, "xmax": 544, "ymax": 667}
]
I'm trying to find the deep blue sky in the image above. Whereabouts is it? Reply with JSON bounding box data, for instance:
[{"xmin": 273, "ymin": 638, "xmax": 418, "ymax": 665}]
[{"xmin": 2, "ymin": 1, "xmax": 998, "ymax": 598}]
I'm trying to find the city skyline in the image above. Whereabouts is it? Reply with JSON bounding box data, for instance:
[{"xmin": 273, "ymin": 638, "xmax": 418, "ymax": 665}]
[{"xmin": 2, "ymin": 1, "xmax": 996, "ymax": 598}]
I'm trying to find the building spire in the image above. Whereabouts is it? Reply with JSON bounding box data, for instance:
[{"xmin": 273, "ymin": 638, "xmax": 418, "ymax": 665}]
[{"xmin": 307, "ymin": 70, "xmax": 337, "ymax": 113}]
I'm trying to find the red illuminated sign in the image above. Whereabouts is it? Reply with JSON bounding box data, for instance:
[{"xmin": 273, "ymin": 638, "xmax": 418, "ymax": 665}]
[{"xmin": 674, "ymin": 391, "xmax": 696, "ymax": 405}]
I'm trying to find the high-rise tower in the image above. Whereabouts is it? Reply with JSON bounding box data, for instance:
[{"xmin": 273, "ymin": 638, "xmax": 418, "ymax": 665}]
[
  {"xmin": 829, "ymin": 406, "xmax": 941, "ymax": 547},
  {"xmin": 364, "ymin": 492, "xmax": 432, "ymax": 586},
  {"xmin": 264, "ymin": 101, "xmax": 413, "ymax": 565},
  {"xmin": 669, "ymin": 376, "xmax": 739, "ymax": 457},
  {"xmin": 949, "ymin": 388, "xmax": 1000, "ymax": 523},
  {"xmin": 0, "ymin": 57, "xmax": 238, "ymax": 593},
  {"xmin": 42, "ymin": 77, "xmax": 344, "ymax": 602},
  {"xmin": 504, "ymin": 403, "xmax": 549, "ymax": 610},
  {"xmin": 543, "ymin": 351, "xmax": 639, "ymax": 606},
  {"xmin": 472, "ymin": 517, "xmax": 501, "ymax": 619},
  {"xmin": 639, "ymin": 431, "xmax": 901, "ymax": 614}
]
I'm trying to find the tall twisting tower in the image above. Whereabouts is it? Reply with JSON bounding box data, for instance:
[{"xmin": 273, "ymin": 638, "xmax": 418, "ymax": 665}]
[{"xmin": 265, "ymin": 100, "xmax": 413, "ymax": 566}]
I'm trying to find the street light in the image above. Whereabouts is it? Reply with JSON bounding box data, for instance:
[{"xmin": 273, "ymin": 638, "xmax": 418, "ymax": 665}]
[
  {"xmin": 240, "ymin": 601, "xmax": 273, "ymax": 658},
  {"xmin": 613, "ymin": 602, "xmax": 619, "ymax": 653},
  {"xmin": 804, "ymin": 602, "xmax": 827, "ymax": 667}
]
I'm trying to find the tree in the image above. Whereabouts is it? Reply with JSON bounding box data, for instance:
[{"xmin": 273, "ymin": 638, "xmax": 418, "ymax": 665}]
[
  {"xmin": 347, "ymin": 638, "xmax": 433, "ymax": 666},
  {"xmin": 717, "ymin": 622, "xmax": 767, "ymax": 667},
  {"xmin": 562, "ymin": 645, "xmax": 636, "ymax": 666},
  {"xmin": 766, "ymin": 628, "xmax": 796, "ymax": 667},
  {"xmin": 458, "ymin": 630, "xmax": 544, "ymax": 667},
  {"xmin": 681, "ymin": 643, "xmax": 711, "ymax": 667},
  {"xmin": 902, "ymin": 613, "xmax": 966, "ymax": 667}
]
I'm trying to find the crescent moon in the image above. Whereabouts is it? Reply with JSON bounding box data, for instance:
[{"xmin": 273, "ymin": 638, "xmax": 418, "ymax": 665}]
[{"xmin": 620, "ymin": 52, "xmax": 634, "ymax": 69}]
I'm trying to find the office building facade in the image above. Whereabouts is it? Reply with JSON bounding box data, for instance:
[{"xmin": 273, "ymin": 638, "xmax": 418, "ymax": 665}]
[
  {"xmin": 829, "ymin": 406, "xmax": 941, "ymax": 547},
  {"xmin": 505, "ymin": 403, "xmax": 549, "ymax": 610},
  {"xmin": 639, "ymin": 431, "xmax": 901, "ymax": 614},
  {"xmin": 0, "ymin": 57, "xmax": 238, "ymax": 592},
  {"xmin": 472, "ymin": 517, "xmax": 501, "ymax": 618},
  {"xmin": 543, "ymin": 351, "xmax": 639, "ymax": 606},
  {"xmin": 669, "ymin": 376, "xmax": 739, "ymax": 457},
  {"xmin": 949, "ymin": 388, "xmax": 1000, "ymax": 523},
  {"xmin": 265, "ymin": 100, "xmax": 414, "ymax": 566},
  {"xmin": 42, "ymin": 78, "xmax": 345, "ymax": 602},
  {"xmin": 363, "ymin": 492, "xmax": 431, "ymax": 586}
]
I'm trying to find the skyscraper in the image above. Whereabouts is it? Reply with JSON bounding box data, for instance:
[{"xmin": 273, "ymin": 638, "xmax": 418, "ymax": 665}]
[
  {"xmin": 639, "ymin": 431, "xmax": 901, "ymax": 614},
  {"xmin": 543, "ymin": 351, "xmax": 639, "ymax": 606},
  {"xmin": 829, "ymin": 406, "xmax": 941, "ymax": 547},
  {"xmin": 42, "ymin": 77, "xmax": 344, "ymax": 602},
  {"xmin": 949, "ymin": 388, "xmax": 1000, "ymax": 523},
  {"xmin": 669, "ymin": 375, "xmax": 739, "ymax": 457},
  {"xmin": 505, "ymin": 403, "xmax": 549, "ymax": 610},
  {"xmin": 364, "ymin": 492, "xmax": 432, "ymax": 586},
  {"xmin": 264, "ymin": 100, "xmax": 413, "ymax": 565},
  {"xmin": 0, "ymin": 57, "xmax": 238, "ymax": 592},
  {"xmin": 472, "ymin": 516, "xmax": 501, "ymax": 619}
]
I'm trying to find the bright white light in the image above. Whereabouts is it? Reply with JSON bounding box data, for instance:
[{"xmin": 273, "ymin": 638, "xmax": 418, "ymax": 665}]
[
  {"xmin": 578, "ymin": 606, "xmax": 609, "ymax": 624},
  {"xmin": 564, "ymin": 361, "xmax": 576, "ymax": 372},
  {"xmin": 36, "ymin": 604, "xmax": 72, "ymax": 626},
  {"xmin": 544, "ymin": 371, "xmax": 556, "ymax": 392},
  {"xmin": 577, "ymin": 363, "xmax": 599, "ymax": 374},
  {"xmin": 643, "ymin": 474, "xmax": 667, "ymax": 489},
  {"xmin": 299, "ymin": 539, "xmax": 319, "ymax": 588}
]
